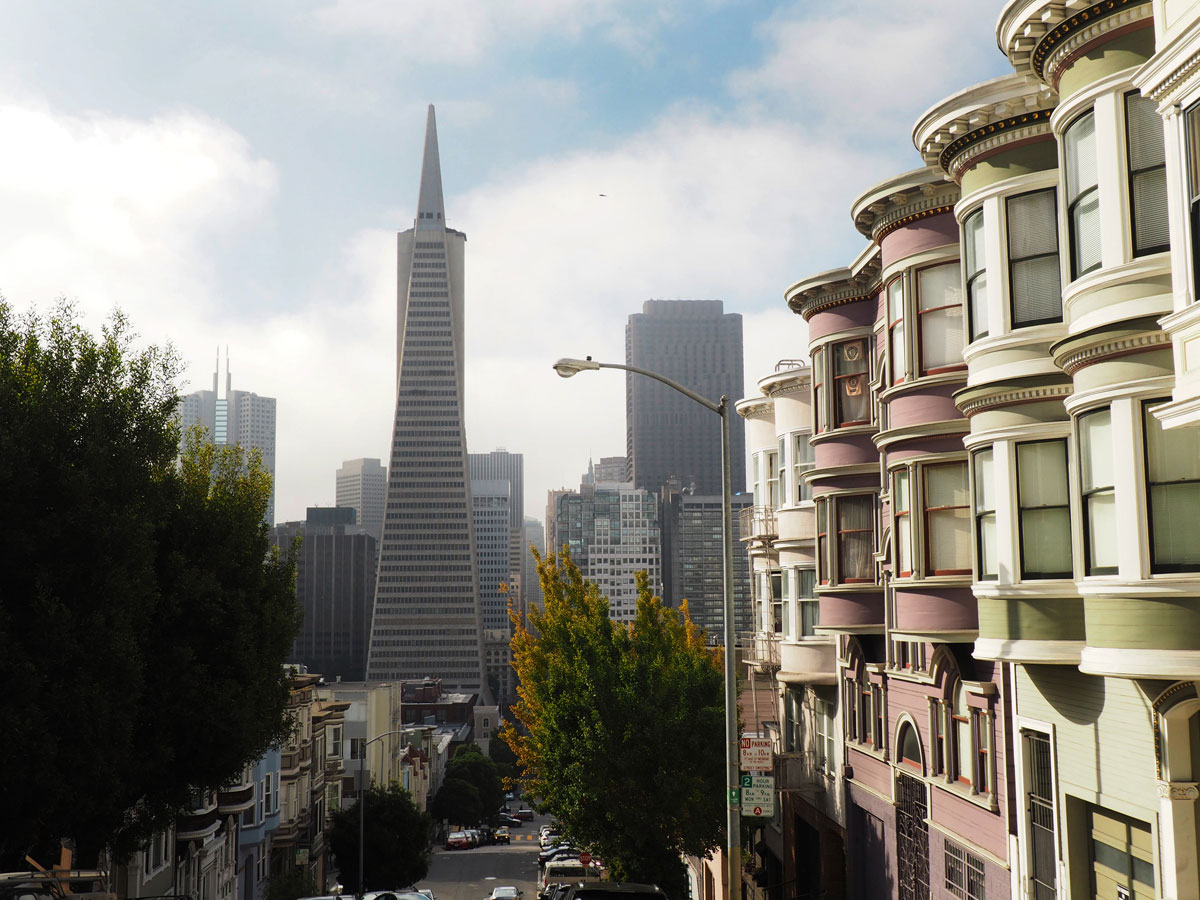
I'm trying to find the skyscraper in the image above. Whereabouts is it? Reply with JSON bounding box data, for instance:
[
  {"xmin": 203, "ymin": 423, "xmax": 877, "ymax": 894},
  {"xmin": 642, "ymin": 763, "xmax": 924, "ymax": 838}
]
[
  {"xmin": 468, "ymin": 449, "xmax": 524, "ymax": 620},
  {"xmin": 336, "ymin": 458, "xmax": 386, "ymax": 544},
  {"xmin": 180, "ymin": 351, "xmax": 277, "ymax": 523},
  {"xmin": 365, "ymin": 106, "xmax": 484, "ymax": 691},
  {"xmin": 469, "ymin": 478, "xmax": 511, "ymax": 633},
  {"xmin": 625, "ymin": 300, "xmax": 745, "ymax": 496}
]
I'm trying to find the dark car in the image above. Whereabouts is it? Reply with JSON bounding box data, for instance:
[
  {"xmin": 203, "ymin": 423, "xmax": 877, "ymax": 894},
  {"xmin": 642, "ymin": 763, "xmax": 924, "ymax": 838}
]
[
  {"xmin": 562, "ymin": 884, "xmax": 667, "ymax": 900},
  {"xmin": 496, "ymin": 813, "xmax": 522, "ymax": 827},
  {"xmin": 538, "ymin": 844, "xmax": 578, "ymax": 868},
  {"xmin": 513, "ymin": 807, "xmax": 535, "ymax": 821}
]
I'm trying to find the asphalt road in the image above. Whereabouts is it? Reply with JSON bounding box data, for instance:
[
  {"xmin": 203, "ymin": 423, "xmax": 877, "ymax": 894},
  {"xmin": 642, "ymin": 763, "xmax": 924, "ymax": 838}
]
[{"xmin": 415, "ymin": 812, "xmax": 553, "ymax": 900}]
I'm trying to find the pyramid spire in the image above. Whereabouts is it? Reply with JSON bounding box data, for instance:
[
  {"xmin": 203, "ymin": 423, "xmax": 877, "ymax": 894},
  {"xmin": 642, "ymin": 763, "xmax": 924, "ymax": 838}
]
[{"xmin": 416, "ymin": 104, "xmax": 445, "ymax": 228}]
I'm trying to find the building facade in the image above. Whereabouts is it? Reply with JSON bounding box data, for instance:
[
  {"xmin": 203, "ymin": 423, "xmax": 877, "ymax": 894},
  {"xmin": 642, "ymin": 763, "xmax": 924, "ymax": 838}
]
[
  {"xmin": 335, "ymin": 458, "xmax": 386, "ymax": 544},
  {"xmin": 469, "ymin": 450, "xmax": 525, "ymax": 625},
  {"xmin": 366, "ymin": 105, "xmax": 485, "ymax": 691},
  {"xmin": 626, "ymin": 299, "xmax": 746, "ymax": 496},
  {"xmin": 180, "ymin": 351, "xmax": 277, "ymax": 523}
]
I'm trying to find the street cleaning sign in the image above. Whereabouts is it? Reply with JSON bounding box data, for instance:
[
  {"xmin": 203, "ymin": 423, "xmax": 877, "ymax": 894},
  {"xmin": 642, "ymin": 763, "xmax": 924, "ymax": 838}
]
[
  {"xmin": 739, "ymin": 735, "xmax": 773, "ymax": 771},
  {"xmin": 740, "ymin": 774, "xmax": 774, "ymax": 817}
]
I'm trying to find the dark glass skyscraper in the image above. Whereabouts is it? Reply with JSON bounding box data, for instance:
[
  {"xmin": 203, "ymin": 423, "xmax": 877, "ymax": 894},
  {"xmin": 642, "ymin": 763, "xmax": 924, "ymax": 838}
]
[
  {"xmin": 365, "ymin": 106, "xmax": 484, "ymax": 690},
  {"xmin": 625, "ymin": 299, "xmax": 745, "ymax": 496}
]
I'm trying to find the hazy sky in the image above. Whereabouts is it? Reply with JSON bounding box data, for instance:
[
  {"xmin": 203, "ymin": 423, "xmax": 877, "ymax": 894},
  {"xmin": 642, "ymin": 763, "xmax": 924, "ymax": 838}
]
[{"xmin": 0, "ymin": 1, "xmax": 1013, "ymax": 524}]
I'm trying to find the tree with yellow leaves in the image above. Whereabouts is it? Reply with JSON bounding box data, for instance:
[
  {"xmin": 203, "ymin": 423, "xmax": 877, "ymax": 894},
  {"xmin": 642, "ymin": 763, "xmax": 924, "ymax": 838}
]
[{"xmin": 502, "ymin": 550, "xmax": 724, "ymax": 898}]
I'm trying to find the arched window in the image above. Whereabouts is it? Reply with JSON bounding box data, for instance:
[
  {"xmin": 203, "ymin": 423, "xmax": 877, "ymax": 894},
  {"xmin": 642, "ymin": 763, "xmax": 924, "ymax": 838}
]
[
  {"xmin": 953, "ymin": 679, "xmax": 973, "ymax": 785},
  {"xmin": 898, "ymin": 721, "xmax": 923, "ymax": 772}
]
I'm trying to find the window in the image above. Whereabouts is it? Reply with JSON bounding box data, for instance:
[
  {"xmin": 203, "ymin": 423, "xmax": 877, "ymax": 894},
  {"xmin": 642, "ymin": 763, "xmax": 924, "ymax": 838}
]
[
  {"xmin": 899, "ymin": 722, "xmax": 922, "ymax": 770},
  {"xmin": 777, "ymin": 437, "xmax": 788, "ymax": 504},
  {"xmin": 1007, "ymin": 189, "xmax": 1062, "ymax": 327},
  {"xmin": 815, "ymin": 698, "xmax": 835, "ymax": 775},
  {"xmin": 917, "ymin": 263, "xmax": 964, "ymax": 374},
  {"xmin": 264, "ymin": 772, "xmax": 275, "ymax": 815},
  {"xmin": 813, "ymin": 346, "xmax": 825, "ymax": 433},
  {"xmin": 1187, "ymin": 101, "xmax": 1200, "ymax": 301},
  {"xmin": 837, "ymin": 494, "xmax": 875, "ymax": 583},
  {"xmin": 1126, "ymin": 91, "xmax": 1169, "ymax": 257},
  {"xmin": 794, "ymin": 432, "xmax": 814, "ymax": 503},
  {"xmin": 945, "ymin": 841, "xmax": 986, "ymax": 900},
  {"xmin": 785, "ymin": 687, "xmax": 803, "ymax": 752},
  {"xmin": 930, "ymin": 698, "xmax": 946, "ymax": 777},
  {"xmin": 973, "ymin": 449, "xmax": 997, "ymax": 581},
  {"xmin": 257, "ymin": 778, "xmax": 266, "ymax": 821},
  {"xmin": 350, "ymin": 737, "xmax": 366, "ymax": 760},
  {"xmin": 774, "ymin": 569, "xmax": 789, "ymax": 634},
  {"xmin": 952, "ymin": 681, "xmax": 973, "ymax": 786},
  {"xmin": 1016, "ymin": 440, "xmax": 1072, "ymax": 579},
  {"xmin": 888, "ymin": 277, "xmax": 906, "ymax": 384},
  {"xmin": 925, "ymin": 463, "xmax": 970, "ymax": 576},
  {"xmin": 752, "ymin": 453, "xmax": 761, "ymax": 505},
  {"xmin": 894, "ymin": 469, "xmax": 912, "ymax": 577},
  {"xmin": 1143, "ymin": 400, "xmax": 1200, "ymax": 572},
  {"xmin": 330, "ymin": 725, "xmax": 342, "ymax": 758},
  {"xmin": 834, "ymin": 338, "xmax": 870, "ymax": 426},
  {"xmin": 844, "ymin": 674, "xmax": 859, "ymax": 742},
  {"xmin": 256, "ymin": 843, "xmax": 268, "ymax": 883},
  {"xmin": 817, "ymin": 498, "xmax": 830, "ymax": 585},
  {"xmin": 964, "ymin": 209, "xmax": 988, "ymax": 341},
  {"xmin": 766, "ymin": 449, "xmax": 780, "ymax": 508},
  {"xmin": 1079, "ymin": 408, "xmax": 1117, "ymax": 575},
  {"xmin": 1065, "ymin": 111, "xmax": 1101, "ymax": 279},
  {"xmin": 798, "ymin": 569, "xmax": 818, "ymax": 636}
]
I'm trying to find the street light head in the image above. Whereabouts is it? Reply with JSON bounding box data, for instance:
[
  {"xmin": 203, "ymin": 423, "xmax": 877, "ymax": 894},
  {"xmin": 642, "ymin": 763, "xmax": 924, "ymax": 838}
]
[{"xmin": 552, "ymin": 357, "xmax": 600, "ymax": 378}]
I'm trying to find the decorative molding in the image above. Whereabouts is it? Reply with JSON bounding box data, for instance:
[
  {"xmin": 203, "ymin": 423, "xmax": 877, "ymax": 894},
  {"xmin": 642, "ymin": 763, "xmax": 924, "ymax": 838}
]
[
  {"xmin": 763, "ymin": 379, "xmax": 810, "ymax": 399},
  {"xmin": 955, "ymin": 382, "xmax": 1074, "ymax": 417},
  {"xmin": 737, "ymin": 400, "xmax": 774, "ymax": 421},
  {"xmin": 1156, "ymin": 780, "xmax": 1200, "ymax": 801},
  {"xmin": 1026, "ymin": 1, "xmax": 1154, "ymax": 87},
  {"xmin": 938, "ymin": 110, "xmax": 1056, "ymax": 179},
  {"xmin": 1139, "ymin": 45, "xmax": 1200, "ymax": 106},
  {"xmin": 1054, "ymin": 329, "xmax": 1170, "ymax": 376},
  {"xmin": 852, "ymin": 169, "xmax": 959, "ymax": 240}
]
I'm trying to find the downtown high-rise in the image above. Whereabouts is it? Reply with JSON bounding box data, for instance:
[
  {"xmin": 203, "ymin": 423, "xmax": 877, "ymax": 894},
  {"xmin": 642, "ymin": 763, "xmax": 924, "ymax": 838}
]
[{"xmin": 365, "ymin": 106, "xmax": 484, "ymax": 691}]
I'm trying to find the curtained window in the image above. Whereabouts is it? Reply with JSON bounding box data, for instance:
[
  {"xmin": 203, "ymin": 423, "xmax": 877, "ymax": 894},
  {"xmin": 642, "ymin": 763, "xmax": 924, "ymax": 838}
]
[
  {"xmin": 888, "ymin": 277, "xmax": 906, "ymax": 384},
  {"xmin": 1017, "ymin": 440, "xmax": 1073, "ymax": 579},
  {"xmin": 813, "ymin": 346, "xmax": 825, "ymax": 433},
  {"xmin": 925, "ymin": 463, "xmax": 971, "ymax": 575},
  {"xmin": 834, "ymin": 338, "xmax": 870, "ymax": 426},
  {"xmin": 837, "ymin": 494, "xmax": 875, "ymax": 583},
  {"xmin": 894, "ymin": 468, "xmax": 912, "ymax": 577},
  {"xmin": 794, "ymin": 432, "xmax": 814, "ymax": 503},
  {"xmin": 1143, "ymin": 400, "xmax": 1200, "ymax": 572},
  {"xmin": 1008, "ymin": 188, "xmax": 1062, "ymax": 327}
]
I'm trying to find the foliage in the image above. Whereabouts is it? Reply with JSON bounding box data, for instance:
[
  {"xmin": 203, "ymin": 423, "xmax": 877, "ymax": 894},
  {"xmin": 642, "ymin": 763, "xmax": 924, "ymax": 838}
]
[
  {"xmin": 263, "ymin": 867, "xmax": 318, "ymax": 900},
  {"xmin": 501, "ymin": 550, "xmax": 725, "ymax": 899},
  {"xmin": 0, "ymin": 303, "xmax": 302, "ymax": 867},
  {"xmin": 445, "ymin": 745, "xmax": 503, "ymax": 818},
  {"xmin": 327, "ymin": 784, "xmax": 431, "ymax": 892},
  {"xmin": 429, "ymin": 777, "xmax": 482, "ymax": 826},
  {"xmin": 488, "ymin": 733, "xmax": 520, "ymax": 788}
]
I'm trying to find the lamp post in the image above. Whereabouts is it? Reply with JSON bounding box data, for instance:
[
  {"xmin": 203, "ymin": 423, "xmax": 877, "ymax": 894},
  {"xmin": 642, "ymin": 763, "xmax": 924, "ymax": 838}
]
[
  {"xmin": 552, "ymin": 356, "xmax": 741, "ymax": 900},
  {"xmin": 357, "ymin": 729, "xmax": 407, "ymax": 899}
]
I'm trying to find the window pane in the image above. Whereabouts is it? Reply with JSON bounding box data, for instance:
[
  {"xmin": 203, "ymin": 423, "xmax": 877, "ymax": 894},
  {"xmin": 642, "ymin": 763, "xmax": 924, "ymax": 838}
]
[
  {"xmin": 1133, "ymin": 167, "xmax": 1170, "ymax": 252},
  {"xmin": 921, "ymin": 307, "xmax": 964, "ymax": 371},
  {"xmin": 1145, "ymin": 401, "xmax": 1200, "ymax": 569},
  {"xmin": 1017, "ymin": 441, "xmax": 1069, "ymax": 507},
  {"xmin": 927, "ymin": 463, "xmax": 968, "ymax": 508},
  {"xmin": 973, "ymin": 448, "xmax": 995, "ymax": 513},
  {"xmin": 889, "ymin": 277, "xmax": 904, "ymax": 321},
  {"xmin": 1066, "ymin": 112, "xmax": 1098, "ymax": 200},
  {"xmin": 1080, "ymin": 409, "xmax": 1114, "ymax": 491},
  {"xmin": 1188, "ymin": 102, "xmax": 1200, "ymax": 199},
  {"xmin": 965, "ymin": 210, "xmax": 985, "ymax": 277},
  {"xmin": 1087, "ymin": 490, "xmax": 1118, "ymax": 572},
  {"xmin": 978, "ymin": 513, "xmax": 998, "ymax": 580},
  {"xmin": 1021, "ymin": 507, "xmax": 1072, "ymax": 577},
  {"xmin": 969, "ymin": 272, "xmax": 989, "ymax": 341},
  {"xmin": 835, "ymin": 340, "xmax": 869, "ymax": 424},
  {"xmin": 919, "ymin": 263, "xmax": 962, "ymax": 312},
  {"xmin": 1127, "ymin": 92, "xmax": 1166, "ymax": 171},
  {"xmin": 1071, "ymin": 190, "xmax": 1102, "ymax": 276},
  {"xmin": 975, "ymin": 448, "xmax": 997, "ymax": 580},
  {"xmin": 1008, "ymin": 190, "xmax": 1059, "ymax": 258},
  {"xmin": 1012, "ymin": 256, "xmax": 1062, "ymax": 325},
  {"xmin": 891, "ymin": 319, "xmax": 906, "ymax": 383},
  {"xmin": 1145, "ymin": 403, "xmax": 1200, "ymax": 482},
  {"xmin": 929, "ymin": 508, "xmax": 971, "ymax": 573},
  {"xmin": 838, "ymin": 495, "xmax": 874, "ymax": 582}
]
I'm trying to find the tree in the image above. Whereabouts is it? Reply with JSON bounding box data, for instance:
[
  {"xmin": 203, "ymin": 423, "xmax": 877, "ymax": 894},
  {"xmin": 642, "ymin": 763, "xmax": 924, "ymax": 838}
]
[
  {"xmin": 0, "ymin": 304, "xmax": 302, "ymax": 866},
  {"xmin": 429, "ymin": 777, "xmax": 482, "ymax": 827},
  {"xmin": 445, "ymin": 745, "xmax": 503, "ymax": 818},
  {"xmin": 501, "ymin": 550, "xmax": 725, "ymax": 898},
  {"xmin": 326, "ymin": 785, "xmax": 430, "ymax": 893},
  {"xmin": 264, "ymin": 867, "xmax": 318, "ymax": 900}
]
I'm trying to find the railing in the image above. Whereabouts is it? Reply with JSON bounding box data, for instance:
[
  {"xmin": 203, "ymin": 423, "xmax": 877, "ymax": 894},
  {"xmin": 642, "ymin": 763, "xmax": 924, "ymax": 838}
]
[
  {"xmin": 739, "ymin": 506, "xmax": 778, "ymax": 542},
  {"xmin": 745, "ymin": 632, "xmax": 781, "ymax": 669}
]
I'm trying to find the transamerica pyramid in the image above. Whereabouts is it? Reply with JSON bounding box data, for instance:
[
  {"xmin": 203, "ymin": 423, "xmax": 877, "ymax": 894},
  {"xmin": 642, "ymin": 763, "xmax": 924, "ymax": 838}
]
[{"xmin": 365, "ymin": 105, "xmax": 485, "ymax": 690}]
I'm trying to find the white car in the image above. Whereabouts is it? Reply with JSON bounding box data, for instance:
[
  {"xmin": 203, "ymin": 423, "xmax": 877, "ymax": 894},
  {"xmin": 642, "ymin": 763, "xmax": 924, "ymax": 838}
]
[{"xmin": 489, "ymin": 888, "xmax": 522, "ymax": 900}]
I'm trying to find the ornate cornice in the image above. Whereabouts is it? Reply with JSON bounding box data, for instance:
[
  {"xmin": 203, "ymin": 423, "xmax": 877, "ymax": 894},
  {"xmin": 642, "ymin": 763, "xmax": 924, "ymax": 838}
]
[
  {"xmin": 1037, "ymin": 2, "xmax": 1153, "ymax": 88},
  {"xmin": 764, "ymin": 379, "xmax": 810, "ymax": 399},
  {"xmin": 851, "ymin": 169, "xmax": 960, "ymax": 241},
  {"xmin": 1053, "ymin": 329, "xmax": 1170, "ymax": 376},
  {"xmin": 787, "ymin": 258, "xmax": 882, "ymax": 322},
  {"xmin": 953, "ymin": 379, "xmax": 1073, "ymax": 417},
  {"xmin": 737, "ymin": 399, "xmax": 774, "ymax": 421},
  {"xmin": 941, "ymin": 112, "xmax": 1055, "ymax": 181}
]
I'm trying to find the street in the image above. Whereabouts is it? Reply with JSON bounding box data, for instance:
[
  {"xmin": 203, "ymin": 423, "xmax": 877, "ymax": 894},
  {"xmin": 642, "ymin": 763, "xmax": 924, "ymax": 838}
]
[{"xmin": 415, "ymin": 812, "xmax": 553, "ymax": 900}]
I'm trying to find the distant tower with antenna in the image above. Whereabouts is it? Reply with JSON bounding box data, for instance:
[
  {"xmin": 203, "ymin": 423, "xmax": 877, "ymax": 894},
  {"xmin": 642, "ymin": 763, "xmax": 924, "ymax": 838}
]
[{"xmin": 179, "ymin": 347, "xmax": 278, "ymax": 524}]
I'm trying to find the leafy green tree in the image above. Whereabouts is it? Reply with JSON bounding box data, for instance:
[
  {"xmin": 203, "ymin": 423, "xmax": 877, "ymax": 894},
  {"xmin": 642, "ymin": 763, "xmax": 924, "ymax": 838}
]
[
  {"xmin": 327, "ymin": 785, "xmax": 430, "ymax": 892},
  {"xmin": 502, "ymin": 550, "xmax": 725, "ymax": 898},
  {"xmin": 430, "ymin": 777, "xmax": 482, "ymax": 826},
  {"xmin": 446, "ymin": 745, "xmax": 503, "ymax": 818},
  {"xmin": 264, "ymin": 867, "xmax": 318, "ymax": 900},
  {"xmin": 0, "ymin": 304, "xmax": 302, "ymax": 866},
  {"xmin": 488, "ymin": 733, "xmax": 520, "ymax": 788}
]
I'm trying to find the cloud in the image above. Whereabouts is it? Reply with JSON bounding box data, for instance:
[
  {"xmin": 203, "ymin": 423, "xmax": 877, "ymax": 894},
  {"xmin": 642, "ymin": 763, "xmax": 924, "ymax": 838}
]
[{"xmin": 306, "ymin": 0, "xmax": 685, "ymax": 64}]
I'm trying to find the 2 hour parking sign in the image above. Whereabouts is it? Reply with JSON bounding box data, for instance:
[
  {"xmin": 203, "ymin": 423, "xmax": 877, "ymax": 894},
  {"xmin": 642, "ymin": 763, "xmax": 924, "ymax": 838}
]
[{"xmin": 740, "ymin": 774, "xmax": 774, "ymax": 817}]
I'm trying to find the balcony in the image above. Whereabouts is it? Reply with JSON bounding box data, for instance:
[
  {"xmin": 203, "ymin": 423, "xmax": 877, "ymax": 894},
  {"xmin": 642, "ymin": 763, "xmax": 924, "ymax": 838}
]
[
  {"xmin": 745, "ymin": 632, "xmax": 780, "ymax": 673},
  {"xmin": 740, "ymin": 506, "xmax": 777, "ymax": 544},
  {"xmin": 217, "ymin": 783, "xmax": 255, "ymax": 815},
  {"xmin": 778, "ymin": 638, "xmax": 836, "ymax": 685}
]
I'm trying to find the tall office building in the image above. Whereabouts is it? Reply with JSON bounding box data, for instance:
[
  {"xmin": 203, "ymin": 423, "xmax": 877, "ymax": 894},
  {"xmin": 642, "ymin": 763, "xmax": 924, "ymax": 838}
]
[
  {"xmin": 468, "ymin": 449, "xmax": 524, "ymax": 618},
  {"xmin": 180, "ymin": 351, "xmax": 277, "ymax": 523},
  {"xmin": 470, "ymin": 479, "xmax": 511, "ymax": 632},
  {"xmin": 552, "ymin": 480, "xmax": 661, "ymax": 624},
  {"xmin": 365, "ymin": 106, "xmax": 484, "ymax": 691},
  {"xmin": 336, "ymin": 458, "xmax": 386, "ymax": 544},
  {"xmin": 273, "ymin": 508, "xmax": 375, "ymax": 681},
  {"xmin": 625, "ymin": 300, "xmax": 745, "ymax": 496},
  {"xmin": 523, "ymin": 516, "xmax": 545, "ymax": 613}
]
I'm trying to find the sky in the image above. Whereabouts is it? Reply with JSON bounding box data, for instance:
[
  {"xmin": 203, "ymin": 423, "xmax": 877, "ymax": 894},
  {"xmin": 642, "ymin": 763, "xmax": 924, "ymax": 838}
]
[{"xmin": 0, "ymin": 1, "xmax": 1015, "ymax": 525}]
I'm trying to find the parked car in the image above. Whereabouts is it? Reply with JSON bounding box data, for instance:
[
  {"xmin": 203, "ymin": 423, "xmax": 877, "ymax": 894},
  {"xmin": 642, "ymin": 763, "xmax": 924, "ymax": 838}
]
[
  {"xmin": 538, "ymin": 844, "xmax": 577, "ymax": 867},
  {"xmin": 496, "ymin": 813, "xmax": 522, "ymax": 827},
  {"xmin": 562, "ymin": 885, "xmax": 666, "ymax": 900},
  {"xmin": 539, "ymin": 861, "xmax": 602, "ymax": 893},
  {"xmin": 495, "ymin": 826, "xmax": 511, "ymax": 844},
  {"xmin": 465, "ymin": 828, "xmax": 482, "ymax": 847},
  {"xmin": 504, "ymin": 791, "xmax": 515, "ymax": 801},
  {"xmin": 539, "ymin": 830, "xmax": 562, "ymax": 849},
  {"xmin": 445, "ymin": 831, "xmax": 470, "ymax": 850},
  {"xmin": 488, "ymin": 888, "xmax": 522, "ymax": 900},
  {"xmin": 513, "ymin": 808, "xmax": 535, "ymax": 821}
]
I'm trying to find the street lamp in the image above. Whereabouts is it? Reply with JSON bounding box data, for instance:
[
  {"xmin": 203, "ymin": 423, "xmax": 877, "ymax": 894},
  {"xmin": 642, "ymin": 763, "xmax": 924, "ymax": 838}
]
[
  {"xmin": 357, "ymin": 729, "xmax": 408, "ymax": 899},
  {"xmin": 552, "ymin": 356, "xmax": 741, "ymax": 900}
]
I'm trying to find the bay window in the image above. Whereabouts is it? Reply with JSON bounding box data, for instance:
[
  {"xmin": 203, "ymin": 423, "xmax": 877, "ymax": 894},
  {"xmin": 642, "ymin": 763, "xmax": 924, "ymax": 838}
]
[
  {"xmin": 894, "ymin": 468, "xmax": 912, "ymax": 577},
  {"xmin": 1016, "ymin": 440, "xmax": 1072, "ymax": 579},
  {"xmin": 917, "ymin": 263, "xmax": 965, "ymax": 374},
  {"xmin": 1187, "ymin": 101, "xmax": 1200, "ymax": 301},
  {"xmin": 1008, "ymin": 188, "xmax": 1062, "ymax": 327},
  {"xmin": 1125, "ymin": 91, "xmax": 1169, "ymax": 257},
  {"xmin": 766, "ymin": 448, "xmax": 779, "ymax": 508},
  {"xmin": 973, "ymin": 449, "xmax": 997, "ymax": 581},
  {"xmin": 815, "ymin": 698, "xmax": 835, "ymax": 775},
  {"xmin": 798, "ymin": 568, "xmax": 819, "ymax": 636},
  {"xmin": 775, "ymin": 569, "xmax": 789, "ymax": 634},
  {"xmin": 888, "ymin": 277, "xmax": 906, "ymax": 384},
  {"xmin": 834, "ymin": 338, "xmax": 870, "ymax": 426},
  {"xmin": 778, "ymin": 437, "xmax": 787, "ymax": 505},
  {"xmin": 1143, "ymin": 400, "xmax": 1200, "ymax": 572},
  {"xmin": 817, "ymin": 498, "xmax": 829, "ymax": 585},
  {"xmin": 1079, "ymin": 408, "xmax": 1117, "ymax": 575},
  {"xmin": 813, "ymin": 346, "xmax": 825, "ymax": 433},
  {"xmin": 1065, "ymin": 110, "xmax": 1101, "ymax": 280},
  {"xmin": 794, "ymin": 432, "xmax": 814, "ymax": 503},
  {"xmin": 925, "ymin": 463, "xmax": 971, "ymax": 576},
  {"xmin": 838, "ymin": 494, "xmax": 875, "ymax": 583},
  {"xmin": 964, "ymin": 208, "xmax": 987, "ymax": 341}
]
